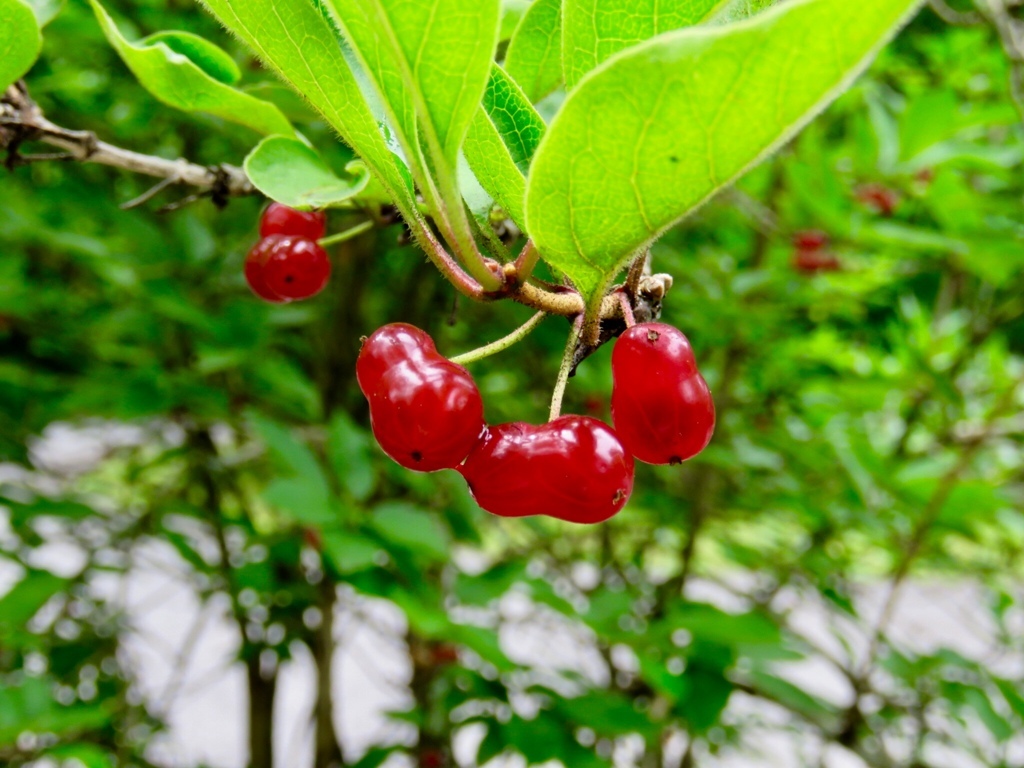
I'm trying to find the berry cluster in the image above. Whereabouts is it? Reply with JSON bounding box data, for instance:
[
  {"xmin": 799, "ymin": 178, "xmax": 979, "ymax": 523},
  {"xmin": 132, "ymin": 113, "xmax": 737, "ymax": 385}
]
[
  {"xmin": 357, "ymin": 320, "xmax": 715, "ymax": 525},
  {"xmin": 792, "ymin": 229, "xmax": 840, "ymax": 273},
  {"xmin": 245, "ymin": 203, "xmax": 331, "ymax": 302}
]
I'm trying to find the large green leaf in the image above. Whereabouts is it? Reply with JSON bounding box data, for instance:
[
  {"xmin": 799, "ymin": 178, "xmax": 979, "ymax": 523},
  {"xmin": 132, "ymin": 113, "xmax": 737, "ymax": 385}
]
[
  {"xmin": 463, "ymin": 65, "xmax": 546, "ymax": 230},
  {"xmin": 503, "ymin": 0, "xmax": 562, "ymax": 103},
  {"xmin": 244, "ymin": 136, "xmax": 369, "ymax": 209},
  {"xmin": 0, "ymin": 0, "xmax": 41, "ymax": 90},
  {"xmin": 525, "ymin": 0, "xmax": 924, "ymax": 302},
  {"xmin": 562, "ymin": 0, "xmax": 733, "ymax": 90},
  {"xmin": 197, "ymin": 0, "xmax": 418, "ymax": 217},
  {"xmin": 323, "ymin": 0, "xmax": 500, "ymax": 253},
  {"xmin": 90, "ymin": 0, "xmax": 292, "ymax": 136}
]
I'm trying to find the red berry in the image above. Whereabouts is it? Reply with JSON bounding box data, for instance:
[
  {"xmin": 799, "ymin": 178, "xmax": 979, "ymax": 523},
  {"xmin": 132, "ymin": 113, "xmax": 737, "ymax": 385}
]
[
  {"xmin": 611, "ymin": 323, "xmax": 715, "ymax": 465},
  {"xmin": 459, "ymin": 416, "xmax": 635, "ymax": 525},
  {"xmin": 368, "ymin": 358, "xmax": 484, "ymax": 472},
  {"xmin": 244, "ymin": 238, "xmax": 287, "ymax": 303},
  {"xmin": 262, "ymin": 236, "xmax": 331, "ymax": 300},
  {"xmin": 792, "ymin": 230, "xmax": 829, "ymax": 252},
  {"xmin": 259, "ymin": 202, "xmax": 327, "ymax": 241},
  {"xmin": 856, "ymin": 184, "xmax": 899, "ymax": 217},
  {"xmin": 357, "ymin": 323, "xmax": 437, "ymax": 398},
  {"xmin": 793, "ymin": 250, "xmax": 841, "ymax": 273}
]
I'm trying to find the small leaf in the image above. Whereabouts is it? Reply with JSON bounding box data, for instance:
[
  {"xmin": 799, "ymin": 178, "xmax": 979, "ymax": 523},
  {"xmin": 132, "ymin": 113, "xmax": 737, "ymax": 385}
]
[
  {"xmin": 371, "ymin": 502, "xmax": 450, "ymax": 561},
  {"xmin": 244, "ymin": 136, "xmax": 370, "ymax": 209},
  {"xmin": 668, "ymin": 603, "xmax": 781, "ymax": 647},
  {"xmin": 198, "ymin": 0, "xmax": 418, "ymax": 216},
  {"xmin": 562, "ymin": 0, "xmax": 734, "ymax": 90},
  {"xmin": 0, "ymin": 570, "xmax": 68, "ymax": 634},
  {"xmin": 322, "ymin": 530, "xmax": 381, "ymax": 574},
  {"xmin": 504, "ymin": 0, "xmax": 562, "ymax": 103},
  {"xmin": 464, "ymin": 66, "xmax": 546, "ymax": 230},
  {"xmin": 525, "ymin": 0, "xmax": 924, "ymax": 302},
  {"xmin": 141, "ymin": 31, "xmax": 241, "ymax": 84},
  {"xmin": 249, "ymin": 412, "xmax": 334, "ymax": 525},
  {"xmin": 745, "ymin": 668, "xmax": 840, "ymax": 723},
  {"xmin": 0, "ymin": 0, "xmax": 42, "ymax": 90},
  {"xmin": 89, "ymin": 0, "xmax": 292, "ymax": 136},
  {"xmin": 327, "ymin": 412, "xmax": 376, "ymax": 502}
]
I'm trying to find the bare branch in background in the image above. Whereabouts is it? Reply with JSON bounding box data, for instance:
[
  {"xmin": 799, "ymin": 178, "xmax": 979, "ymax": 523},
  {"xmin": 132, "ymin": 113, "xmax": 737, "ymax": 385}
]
[{"xmin": 1, "ymin": 81, "xmax": 255, "ymax": 206}]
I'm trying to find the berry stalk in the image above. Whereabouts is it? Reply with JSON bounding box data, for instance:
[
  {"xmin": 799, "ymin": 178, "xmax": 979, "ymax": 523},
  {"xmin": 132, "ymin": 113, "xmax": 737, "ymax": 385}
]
[
  {"xmin": 449, "ymin": 311, "xmax": 547, "ymax": 366},
  {"xmin": 549, "ymin": 316, "xmax": 583, "ymax": 422}
]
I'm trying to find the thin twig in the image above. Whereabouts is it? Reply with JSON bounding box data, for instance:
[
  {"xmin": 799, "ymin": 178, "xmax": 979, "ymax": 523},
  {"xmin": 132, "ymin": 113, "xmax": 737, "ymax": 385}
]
[{"xmin": 449, "ymin": 311, "xmax": 547, "ymax": 366}]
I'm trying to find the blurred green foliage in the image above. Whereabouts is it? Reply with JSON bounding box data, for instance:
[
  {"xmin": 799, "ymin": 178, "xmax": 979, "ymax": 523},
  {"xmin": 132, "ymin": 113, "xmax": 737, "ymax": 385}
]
[{"xmin": 1, "ymin": 2, "xmax": 1024, "ymax": 768}]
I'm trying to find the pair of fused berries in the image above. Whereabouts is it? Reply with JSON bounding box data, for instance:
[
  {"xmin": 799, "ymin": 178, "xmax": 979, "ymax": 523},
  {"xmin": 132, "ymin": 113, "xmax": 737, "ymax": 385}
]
[
  {"xmin": 792, "ymin": 230, "xmax": 841, "ymax": 273},
  {"xmin": 245, "ymin": 203, "xmax": 331, "ymax": 303},
  {"xmin": 356, "ymin": 321, "xmax": 716, "ymax": 525}
]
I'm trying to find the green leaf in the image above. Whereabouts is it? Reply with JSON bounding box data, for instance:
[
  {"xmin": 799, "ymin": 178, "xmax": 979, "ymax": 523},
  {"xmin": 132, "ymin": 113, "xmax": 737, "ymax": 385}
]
[
  {"xmin": 371, "ymin": 502, "xmax": 450, "ymax": 561},
  {"xmin": 331, "ymin": 0, "xmax": 499, "ymax": 167},
  {"xmin": 0, "ymin": 570, "xmax": 68, "ymax": 634},
  {"xmin": 500, "ymin": 0, "xmax": 531, "ymax": 41},
  {"xmin": 562, "ymin": 0, "xmax": 733, "ymax": 90},
  {"xmin": 322, "ymin": 530, "xmax": 381, "ymax": 574},
  {"xmin": 464, "ymin": 66, "xmax": 546, "ymax": 230},
  {"xmin": 0, "ymin": 0, "xmax": 42, "ymax": 90},
  {"xmin": 141, "ymin": 31, "xmax": 241, "ymax": 84},
  {"xmin": 327, "ymin": 412, "xmax": 376, "ymax": 502},
  {"xmin": 504, "ymin": 0, "xmax": 562, "ymax": 103},
  {"xmin": 746, "ymin": 668, "xmax": 840, "ymax": 722},
  {"xmin": 89, "ymin": 0, "xmax": 292, "ymax": 136},
  {"xmin": 244, "ymin": 136, "xmax": 370, "ymax": 209},
  {"xmin": 249, "ymin": 412, "xmax": 334, "ymax": 525},
  {"xmin": 23, "ymin": 0, "xmax": 61, "ymax": 27},
  {"xmin": 668, "ymin": 603, "xmax": 781, "ymax": 647},
  {"xmin": 197, "ymin": 0, "xmax": 418, "ymax": 216},
  {"xmin": 525, "ymin": 0, "xmax": 924, "ymax": 302}
]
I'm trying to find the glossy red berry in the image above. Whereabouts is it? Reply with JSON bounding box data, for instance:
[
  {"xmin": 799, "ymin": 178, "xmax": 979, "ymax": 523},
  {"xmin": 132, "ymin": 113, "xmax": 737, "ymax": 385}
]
[
  {"xmin": 259, "ymin": 202, "xmax": 327, "ymax": 241},
  {"xmin": 261, "ymin": 236, "xmax": 331, "ymax": 300},
  {"xmin": 792, "ymin": 230, "xmax": 829, "ymax": 252},
  {"xmin": 356, "ymin": 323, "xmax": 437, "ymax": 398},
  {"xmin": 368, "ymin": 358, "xmax": 484, "ymax": 472},
  {"xmin": 244, "ymin": 238, "xmax": 287, "ymax": 303},
  {"xmin": 459, "ymin": 416, "xmax": 635, "ymax": 525},
  {"xmin": 611, "ymin": 323, "xmax": 715, "ymax": 465}
]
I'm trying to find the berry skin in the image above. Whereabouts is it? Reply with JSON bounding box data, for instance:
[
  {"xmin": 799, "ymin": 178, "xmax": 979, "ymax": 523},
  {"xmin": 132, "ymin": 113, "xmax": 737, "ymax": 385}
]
[
  {"xmin": 259, "ymin": 202, "xmax": 327, "ymax": 241},
  {"xmin": 459, "ymin": 416, "xmax": 635, "ymax": 525},
  {"xmin": 244, "ymin": 238, "xmax": 287, "ymax": 303},
  {"xmin": 611, "ymin": 323, "xmax": 715, "ymax": 465},
  {"xmin": 356, "ymin": 323, "xmax": 437, "ymax": 398},
  {"xmin": 261, "ymin": 236, "xmax": 331, "ymax": 300},
  {"xmin": 792, "ymin": 230, "xmax": 829, "ymax": 252},
  {"xmin": 792, "ymin": 250, "xmax": 841, "ymax": 273},
  {"xmin": 367, "ymin": 358, "xmax": 484, "ymax": 473},
  {"xmin": 856, "ymin": 184, "xmax": 899, "ymax": 217}
]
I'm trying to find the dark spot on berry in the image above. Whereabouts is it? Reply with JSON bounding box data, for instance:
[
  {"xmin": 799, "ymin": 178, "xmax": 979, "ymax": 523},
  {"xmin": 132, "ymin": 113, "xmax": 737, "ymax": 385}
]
[
  {"xmin": 646, "ymin": 330, "xmax": 660, "ymax": 343},
  {"xmin": 411, "ymin": 450, "xmax": 423, "ymax": 463},
  {"xmin": 669, "ymin": 456, "xmax": 682, "ymax": 466},
  {"xmin": 285, "ymin": 275, "xmax": 294, "ymax": 283}
]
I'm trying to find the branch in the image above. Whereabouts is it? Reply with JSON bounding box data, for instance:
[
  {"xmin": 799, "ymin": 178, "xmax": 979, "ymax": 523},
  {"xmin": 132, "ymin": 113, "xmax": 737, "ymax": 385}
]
[{"xmin": 1, "ymin": 82, "xmax": 254, "ymax": 202}]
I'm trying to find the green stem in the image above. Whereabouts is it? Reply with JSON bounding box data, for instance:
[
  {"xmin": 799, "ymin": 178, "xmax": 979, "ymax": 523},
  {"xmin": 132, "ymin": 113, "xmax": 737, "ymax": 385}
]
[
  {"xmin": 549, "ymin": 316, "xmax": 582, "ymax": 422},
  {"xmin": 514, "ymin": 240, "xmax": 541, "ymax": 283},
  {"xmin": 449, "ymin": 311, "xmax": 547, "ymax": 366},
  {"xmin": 317, "ymin": 220, "xmax": 375, "ymax": 248}
]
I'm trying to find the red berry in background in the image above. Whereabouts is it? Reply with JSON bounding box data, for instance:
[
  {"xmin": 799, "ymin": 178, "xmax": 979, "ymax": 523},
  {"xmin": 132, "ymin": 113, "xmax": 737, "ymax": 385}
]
[
  {"xmin": 856, "ymin": 183, "xmax": 900, "ymax": 217},
  {"xmin": 356, "ymin": 323, "xmax": 437, "ymax": 398},
  {"xmin": 367, "ymin": 358, "xmax": 484, "ymax": 473},
  {"xmin": 792, "ymin": 230, "xmax": 829, "ymax": 252},
  {"xmin": 420, "ymin": 750, "xmax": 445, "ymax": 768},
  {"xmin": 611, "ymin": 323, "xmax": 715, "ymax": 465},
  {"xmin": 459, "ymin": 416, "xmax": 635, "ymax": 525},
  {"xmin": 259, "ymin": 202, "xmax": 327, "ymax": 241},
  {"xmin": 261, "ymin": 235, "xmax": 331, "ymax": 300},
  {"xmin": 244, "ymin": 238, "xmax": 287, "ymax": 303},
  {"xmin": 792, "ymin": 250, "xmax": 841, "ymax": 273}
]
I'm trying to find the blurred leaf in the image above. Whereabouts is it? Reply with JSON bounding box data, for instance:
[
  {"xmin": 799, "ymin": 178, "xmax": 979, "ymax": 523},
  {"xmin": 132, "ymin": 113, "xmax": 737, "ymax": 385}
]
[
  {"xmin": 371, "ymin": 502, "xmax": 450, "ymax": 561},
  {"xmin": 668, "ymin": 603, "xmax": 781, "ymax": 647},
  {"xmin": 322, "ymin": 530, "xmax": 381, "ymax": 574},
  {"xmin": 23, "ymin": 0, "xmax": 61, "ymax": 26},
  {"xmin": 745, "ymin": 668, "xmax": 841, "ymax": 722},
  {"xmin": 244, "ymin": 136, "xmax": 370, "ymax": 209},
  {"xmin": 328, "ymin": 412, "xmax": 376, "ymax": 502},
  {"xmin": 89, "ymin": 0, "xmax": 293, "ymax": 136},
  {"xmin": 0, "ymin": 570, "xmax": 68, "ymax": 635}
]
